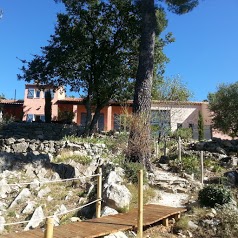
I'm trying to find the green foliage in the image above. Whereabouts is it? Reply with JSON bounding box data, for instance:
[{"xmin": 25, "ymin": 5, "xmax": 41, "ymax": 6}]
[
  {"xmin": 19, "ymin": 0, "xmax": 142, "ymax": 135},
  {"xmin": 172, "ymin": 128, "xmax": 192, "ymax": 140},
  {"xmin": 58, "ymin": 110, "xmax": 75, "ymax": 124},
  {"xmin": 169, "ymin": 155, "xmax": 200, "ymax": 178},
  {"xmin": 152, "ymin": 75, "xmax": 193, "ymax": 101},
  {"xmin": 198, "ymin": 185, "xmax": 232, "ymax": 208},
  {"xmin": 53, "ymin": 152, "xmax": 92, "ymax": 165},
  {"xmin": 166, "ymin": 0, "xmax": 199, "ymax": 15},
  {"xmin": 204, "ymin": 158, "xmax": 223, "ymax": 173},
  {"xmin": 123, "ymin": 162, "xmax": 146, "ymax": 184},
  {"xmin": 181, "ymin": 155, "xmax": 199, "ymax": 176},
  {"xmin": 215, "ymin": 204, "xmax": 238, "ymax": 237},
  {"xmin": 0, "ymin": 93, "xmax": 5, "ymax": 99},
  {"xmin": 173, "ymin": 216, "xmax": 189, "ymax": 233},
  {"xmin": 208, "ymin": 82, "xmax": 238, "ymax": 138},
  {"xmin": 127, "ymin": 183, "xmax": 156, "ymax": 210},
  {"xmin": 44, "ymin": 90, "xmax": 52, "ymax": 123},
  {"xmin": 198, "ymin": 111, "xmax": 204, "ymax": 141}
]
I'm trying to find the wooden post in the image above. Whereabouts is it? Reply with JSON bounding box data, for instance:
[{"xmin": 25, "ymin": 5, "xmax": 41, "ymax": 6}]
[
  {"xmin": 200, "ymin": 151, "xmax": 204, "ymax": 185},
  {"xmin": 162, "ymin": 218, "xmax": 169, "ymax": 227},
  {"xmin": 174, "ymin": 212, "xmax": 181, "ymax": 221},
  {"xmin": 96, "ymin": 167, "xmax": 102, "ymax": 218},
  {"xmin": 44, "ymin": 217, "xmax": 54, "ymax": 238},
  {"xmin": 156, "ymin": 143, "xmax": 159, "ymax": 157},
  {"xmin": 137, "ymin": 170, "xmax": 143, "ymax": 238},
  {"xmin": 178, "ymin": 136, "xmax": 182, "ymax": 162}
]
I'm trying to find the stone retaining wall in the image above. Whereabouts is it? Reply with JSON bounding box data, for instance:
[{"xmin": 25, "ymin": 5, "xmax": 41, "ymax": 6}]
[{"xmin": 0, "ymin": 122, "xmax": 81, "ymax": 140}]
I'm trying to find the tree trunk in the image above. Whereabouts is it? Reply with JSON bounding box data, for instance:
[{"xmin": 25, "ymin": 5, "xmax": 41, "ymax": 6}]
[
  {"xmin": 83, "ymin": 95, "xmax": 93, "ymax": 136},
  {"xmin": 128, "ymin": 0, "xmax": 156, "ymax": 170}
]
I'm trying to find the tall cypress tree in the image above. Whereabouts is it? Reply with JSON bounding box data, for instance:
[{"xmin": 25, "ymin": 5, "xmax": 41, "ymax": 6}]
[
  {"xmin": 198, "ymin": 111, "xmax": 204, "ymax": 141},
  {"xmin": 44, "ymin": 90, "xmax": 52, "ymax": 123}
]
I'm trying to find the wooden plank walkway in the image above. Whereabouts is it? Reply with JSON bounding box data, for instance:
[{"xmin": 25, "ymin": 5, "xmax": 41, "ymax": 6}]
[{"xmin": 2, "ymin": 204, "xmax": 186, "ymax": 238}]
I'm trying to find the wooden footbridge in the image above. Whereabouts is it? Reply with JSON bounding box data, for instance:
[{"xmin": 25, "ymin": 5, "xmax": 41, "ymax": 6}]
[
  {"xmin": 1, "ymin": 169, "xmax": 187, "ymax": 238},
  {"xmin": 2, "ymin": 204, "xmax": 186, "ymax": 238}
]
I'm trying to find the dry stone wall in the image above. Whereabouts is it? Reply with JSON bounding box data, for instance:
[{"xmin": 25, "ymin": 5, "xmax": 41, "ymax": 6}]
[
  {"xmin": 0, "ymin": 122, "xmax": 81, "ymax": 154},
  {"xmin": 0, "ymin": 122, "xmax": 81, "ymax": 140}
]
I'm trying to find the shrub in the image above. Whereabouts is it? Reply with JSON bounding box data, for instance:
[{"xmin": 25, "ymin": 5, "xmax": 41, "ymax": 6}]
[
  {"xmin": 216, "ymin": 204, "xmax": 238, "ymax": 237},
  {"xmin": 58, "ymin": 110, "xmax": 75, "ymax": 124},
  {"xmin": 198, "ymin": 111, "xmax": 204, "ymax": 141},
  {"xmin": 123, "ymin": 162, "xmax": 146, "ymax": 184},
  {"xmin": 172, "ymin": 128, "xmax": 192, "ymax": 140},
  {"xmin": 173, "ymin": 216, "xmax": 190, "ymax": 233},
  {"xmin": 169, "ymin": 155, "xmax": 200, "ymax": 178},
  {"xmin": 198, "ymin": 185, "xmax": 232, "ymax": 207}
]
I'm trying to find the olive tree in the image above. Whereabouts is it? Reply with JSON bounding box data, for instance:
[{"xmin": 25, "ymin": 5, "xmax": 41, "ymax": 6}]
[{"xmin": 208, "ymin": 82, "xmax": 238, "ymax": 138}]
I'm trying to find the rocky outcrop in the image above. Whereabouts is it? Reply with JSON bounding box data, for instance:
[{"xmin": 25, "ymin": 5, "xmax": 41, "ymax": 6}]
[{"xmin": 190, "ymin": 138, "xmax": 238, "ymax": 156}]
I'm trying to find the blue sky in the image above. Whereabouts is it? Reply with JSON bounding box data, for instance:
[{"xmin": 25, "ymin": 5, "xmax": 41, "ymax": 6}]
[{"xmin": 0, "ymin": 0, "xmax": 238, "ymax": 101}]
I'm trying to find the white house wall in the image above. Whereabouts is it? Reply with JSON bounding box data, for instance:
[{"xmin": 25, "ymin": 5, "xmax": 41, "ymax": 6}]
[{"xmin": 151, "ymin": 103, "xmax": 201, "ymax": 131}]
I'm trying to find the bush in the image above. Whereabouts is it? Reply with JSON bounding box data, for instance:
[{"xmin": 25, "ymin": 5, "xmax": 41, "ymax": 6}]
[
  {"xmin": 58, "ymin": 110, "xmax": 75, "ymax": 124},
  {"xmin": 216, "ymin": 204, "xmax": 238, "ymax": 237},
  {"xmin": 198, "ymin": 185, "xmax": 232, "ymax": 207},
  {"xmin": 172, "ymin": 128, "xmax": 192, "ymax": 140},
  {"xmin": 123, "ymin": 162, "xmax": 146, "ymax": 184},
  {"xmin": 169, "ymin": 155, "xmax": 200, "ymax": 178}
]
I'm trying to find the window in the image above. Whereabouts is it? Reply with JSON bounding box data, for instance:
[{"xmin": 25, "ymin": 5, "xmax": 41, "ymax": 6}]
[
  {"xmin": 26, "ymin": 114, "xmax": 34, "ymax": 122},
  {"xmin": 113, "ymin": 114, "xmax": 128, "ymax": 131},
  {"xmin": 27, "ymin": 89, "xmax": 34, "ymax": 99},
  {"xmin": 81, "ymin": 112, "xmax": 87, "ymax": 126},
  {"xmin": 151, "ymin": 110, "xmax": 171, "ymax": 136},
  {"xmin": 97, "ymin": 113, "xmax": 104, "ymax": 131},
  {"xmin": 114, "ymin": 114, "xmax": 120, "ymax": 131},
  {"xmin": 35, "ymin": 90, "xmax": 41, "ymax": 98},
  {"xmin": 26, "ymin": 114, "xmax": 45, "ymax": 122}
]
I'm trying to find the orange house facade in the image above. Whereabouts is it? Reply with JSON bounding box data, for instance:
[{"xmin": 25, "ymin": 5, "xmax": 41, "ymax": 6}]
[{"xmin": 20, "ymin": 84, "xmax": 230, "ymax": 140}]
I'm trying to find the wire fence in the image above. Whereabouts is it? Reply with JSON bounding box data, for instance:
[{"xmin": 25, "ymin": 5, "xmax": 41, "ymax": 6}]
[
  {"xmin": 3, "ymin": 171, "xmax": 102, "ymax": 228},
  {"xmin": 3, "ymin": 198, "xmax": 101, "ymax": 227},
  {"xmin": 6, "ymin": 173, "xmax": 101, "ymax": 187}
]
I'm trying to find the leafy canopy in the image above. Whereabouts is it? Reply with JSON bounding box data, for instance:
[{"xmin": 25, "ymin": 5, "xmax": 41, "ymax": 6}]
[
  {"xmin": 152, "ymin": 75, "xmax": 193, "ymax": 101},
  {"xmin": 208, "ymin": 82, "xmax": 238, "ymax": 138}
]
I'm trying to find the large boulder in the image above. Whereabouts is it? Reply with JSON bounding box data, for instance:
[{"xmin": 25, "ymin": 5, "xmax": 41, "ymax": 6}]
[
  {"xmin": 103, "ymin": 166, "xmax": 131, "ymax": 211},
  {"xmin": 24, "ymin": 206, "xmax": 44, "ymax": 231}
]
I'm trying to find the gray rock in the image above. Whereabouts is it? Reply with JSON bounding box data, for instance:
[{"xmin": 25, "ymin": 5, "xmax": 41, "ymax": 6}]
[
  {"xmin": 0, "ymin": 179, "xmax": 11, "ymax": 199},
  {"xmin": 5, "ymin": 138, "xmax": 16, "ymax": 145},
  {"xmin": 224, "ymin": 170, "xmax": 238, "ymax": 186},
  {"xmin": 22, "ymin": 201, "xmax": 36, "ymax": 214},
  {"xmin": 101, "ymin": 206, "xmax": 118, "ymax": 217},
  {"xmin": 37, "ymin": 187, "xmax": 51, "ymax": 198},
  {"xmin": 24, "ymin": 206, "xmax": 45, "ymax": 231},
  {"xmin": 188, "ymin": 220, "xmax": 198, "ymax": 229},
  {"xmin": 0, "ymin": 216, "xmax": 6, "ymax": 232},
  {"xmin": 9, "ymin": 188, "xmax": 31, "ymax": 208},
  {"xmin": 103, "ymin": 184, "xmax": 131, "ymax": 211},
  {"xmin": 28, "ymin": 179, "xmax": 41, "ymax": 190},
  {"xmin": 12, "ymin": 141, "xmax": 29, "ymax": 153},
  {"xmin": 54, "ymin": 204, "xmax": 68, "ymax": 216}
]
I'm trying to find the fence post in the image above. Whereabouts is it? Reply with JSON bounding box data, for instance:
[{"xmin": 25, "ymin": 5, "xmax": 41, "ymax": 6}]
[
  {"xmin": 200, "ymin": 151, "xmax": 204, "ymax": 185},
  {"xmin": 178, "ymin": 136, "xmax": 182, "ymax": 162},
  {"xmin": 137, "ymin": 170, "xmax": 143, "ymax": 238},
  {"xmin": 96, "ymin": 167, "xmax": 102, "ymax": 218},
  {"xmin": 44, "ymin": 217, "xmax": 54, "ymax": 238}
]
